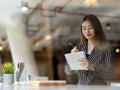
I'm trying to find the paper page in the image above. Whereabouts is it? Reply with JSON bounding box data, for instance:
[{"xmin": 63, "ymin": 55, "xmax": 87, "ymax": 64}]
[{"xmin": 65, "ymin": 51, "xmax": 88, "ymax": 70}]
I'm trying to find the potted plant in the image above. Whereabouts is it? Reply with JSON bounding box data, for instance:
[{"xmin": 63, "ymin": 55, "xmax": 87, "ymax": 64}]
[{"xmin": 2, "ymin": 62, "xmax": 15, "ymax": 84}]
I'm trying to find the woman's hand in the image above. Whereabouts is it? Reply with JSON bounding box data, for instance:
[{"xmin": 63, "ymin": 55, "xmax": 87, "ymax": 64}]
[
  {"xmin": 79, "ymin": 58, "xmax": 94, "ymax": 71},
  {"xmin": 71, "ymin": 47, "xmax": 79, "ymax": 53}
]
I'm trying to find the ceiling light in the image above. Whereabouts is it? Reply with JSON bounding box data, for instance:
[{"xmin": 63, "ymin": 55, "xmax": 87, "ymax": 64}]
[
  {"xmin": 83, "ymin": 0, "xmax": 98, "ymax": 7},
  {"xmin": 21, "ymin": 1, "xmax": 28, "ymax": 12},
  {"xmin": 44, "ymin": 35, "xmax": 52, "ymax": 41},
  {"xmin": 0, "ymin": 45, "xmax": 3, "ymax": 51},
  {"xmin": 21, "ymin": 6, "xmax": 28, "ymax": 12},
  {"xmin": 115, "ymin": 48, "xmax": 120, "ymax": 53},
  {"xmin": 106, "ymin": 22, "xmax": 111, "ymax": 31}
]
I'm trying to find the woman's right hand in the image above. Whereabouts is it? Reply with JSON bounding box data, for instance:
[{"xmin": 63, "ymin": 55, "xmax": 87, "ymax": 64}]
[{"xmin": 71, "ymin": 47, "xmax": 79, "ymax": 53}]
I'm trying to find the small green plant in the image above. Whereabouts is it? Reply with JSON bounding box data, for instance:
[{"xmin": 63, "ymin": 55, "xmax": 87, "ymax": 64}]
[{"xmin": 2, "ymin": 62, "xmax": 15, "ymax": 74}]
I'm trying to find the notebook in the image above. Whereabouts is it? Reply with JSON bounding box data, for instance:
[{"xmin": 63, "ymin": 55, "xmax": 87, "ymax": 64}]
[{"xmin": 64, "ymin": 51, "xmax": 88, "ymax": 70}]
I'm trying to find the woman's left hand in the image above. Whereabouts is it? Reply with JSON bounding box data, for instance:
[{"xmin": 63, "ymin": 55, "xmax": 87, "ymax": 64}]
[{"xmin": 79, "ymin": 58, "xmax": 94, "ymax": 71}]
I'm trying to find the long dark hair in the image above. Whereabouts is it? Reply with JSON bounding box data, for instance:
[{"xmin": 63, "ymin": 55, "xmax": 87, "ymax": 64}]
[{"xmin": 80, "ymin": 14, "xmax": 107, "ymax": 45}]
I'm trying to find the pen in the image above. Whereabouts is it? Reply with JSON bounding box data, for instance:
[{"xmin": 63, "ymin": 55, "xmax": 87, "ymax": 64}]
[
  {"xmin": 69, "ymin": 42, "xmax": 79, "ymax": 49},
  {"xmin": 69, "ymin": 42, "xmax": 74, "ymax": 48}
]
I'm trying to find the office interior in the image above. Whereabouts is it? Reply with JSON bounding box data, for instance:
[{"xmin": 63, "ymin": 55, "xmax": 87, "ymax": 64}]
[{"xmin": 0, "ymin": 0, "xmax": 120, "ymax": 85}]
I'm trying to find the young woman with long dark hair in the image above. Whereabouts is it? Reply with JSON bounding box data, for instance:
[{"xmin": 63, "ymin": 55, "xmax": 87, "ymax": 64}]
[{"xmin": 65, "ymin": 14, "xmax": 114, "ymax": 85}]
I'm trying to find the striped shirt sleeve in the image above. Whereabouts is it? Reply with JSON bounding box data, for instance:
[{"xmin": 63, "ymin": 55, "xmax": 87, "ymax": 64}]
[{"xmin": 92, "ymin": 47, "xmax": 114, "ymax": 79}]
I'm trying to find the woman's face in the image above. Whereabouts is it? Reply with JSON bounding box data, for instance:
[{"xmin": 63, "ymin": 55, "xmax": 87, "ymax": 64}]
[{"xmin": 81, "ymin": 20, "xmax": 96, "ymax": 40}]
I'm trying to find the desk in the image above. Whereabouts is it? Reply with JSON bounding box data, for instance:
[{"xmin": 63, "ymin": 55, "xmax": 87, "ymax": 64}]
[{"xmin": 0, "ymin": 83, "xmax": 120, "ymax": 90}]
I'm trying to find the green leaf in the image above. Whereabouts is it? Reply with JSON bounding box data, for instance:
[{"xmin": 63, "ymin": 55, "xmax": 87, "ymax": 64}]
[{"xmin": 2, "ymin": 62, "xmax": 15, "ymax": 74}]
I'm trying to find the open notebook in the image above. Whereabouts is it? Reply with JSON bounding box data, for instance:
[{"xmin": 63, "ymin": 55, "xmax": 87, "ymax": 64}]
[{"xmin": 64, "ymin": 51, "xmax": 88, "ymax": 70}]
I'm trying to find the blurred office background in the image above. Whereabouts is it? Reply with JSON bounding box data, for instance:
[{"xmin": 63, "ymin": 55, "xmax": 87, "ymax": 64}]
[{"xmin": 0, "ymin": 0, "xmax": 120, "ymax": 83}]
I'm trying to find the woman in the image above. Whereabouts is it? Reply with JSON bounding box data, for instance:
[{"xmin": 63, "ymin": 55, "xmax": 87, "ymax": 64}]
[{"xmin": 65, "ymin": 14, "xmax": 114, "ymax": 85}]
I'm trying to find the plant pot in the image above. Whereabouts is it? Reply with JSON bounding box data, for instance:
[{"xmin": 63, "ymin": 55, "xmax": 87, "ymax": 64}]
[{"xmin": 3, "ymin": 74, "xmax": 14, "ymax": 85}]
